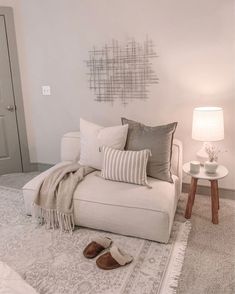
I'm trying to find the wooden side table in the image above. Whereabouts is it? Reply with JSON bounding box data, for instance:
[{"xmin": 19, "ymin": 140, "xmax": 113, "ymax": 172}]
[{"xmin": 183, "ymin": 162, "xmax": 228, "ymax": 224}]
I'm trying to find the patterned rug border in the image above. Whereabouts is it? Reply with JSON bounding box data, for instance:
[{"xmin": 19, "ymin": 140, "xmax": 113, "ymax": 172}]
[{"xmin": 159, "ymin": 221, "xmax": 191, "ymax": 294}]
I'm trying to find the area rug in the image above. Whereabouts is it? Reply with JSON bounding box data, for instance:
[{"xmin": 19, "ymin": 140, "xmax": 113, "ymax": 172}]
[{"xmin": 0, "ymin": 186, "xmax": 191, "ymax": 294}]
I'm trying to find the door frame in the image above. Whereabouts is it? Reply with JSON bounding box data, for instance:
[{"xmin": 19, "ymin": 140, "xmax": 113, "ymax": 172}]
[{"xmin": 0, "ymin": 7, "xmax": 30, "ymax": 172}]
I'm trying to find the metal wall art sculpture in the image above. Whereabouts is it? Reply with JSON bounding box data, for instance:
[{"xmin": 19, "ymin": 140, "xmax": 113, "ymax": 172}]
[{"xmin": 86, "ymin": 37, "xmax": 158, "ymax": 105}]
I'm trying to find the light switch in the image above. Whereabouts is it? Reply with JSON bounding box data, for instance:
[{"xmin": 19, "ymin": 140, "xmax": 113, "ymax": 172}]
[{"xmin": 42, "ymin": 85, "xmax": 51, "ymax": 96}]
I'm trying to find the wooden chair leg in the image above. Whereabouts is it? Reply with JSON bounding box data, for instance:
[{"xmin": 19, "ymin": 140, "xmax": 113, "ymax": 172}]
[
  {"xmin": 211, "ymin": 180, "xmax": 219, "ymax": 224},
  {"xmin": 185, "ymin": 177, "xmax": 198, "ymax": 219}
]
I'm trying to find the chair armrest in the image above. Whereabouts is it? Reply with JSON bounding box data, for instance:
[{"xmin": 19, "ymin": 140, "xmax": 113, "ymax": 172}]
[{"xmin": 61, "ymin": 132, "xmax": 80, "ymax": 162}]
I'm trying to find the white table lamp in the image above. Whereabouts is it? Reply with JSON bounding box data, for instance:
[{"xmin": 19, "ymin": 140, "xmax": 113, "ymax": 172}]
[{"xmin": 192, "ymin": 107, "xmax": 224, "ymax": 163}]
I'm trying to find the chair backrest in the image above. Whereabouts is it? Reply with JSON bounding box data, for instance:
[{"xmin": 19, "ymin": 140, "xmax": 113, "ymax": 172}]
[{"xmin": 61, "ymin": 132, "xmax": 182, "ymax": 188}]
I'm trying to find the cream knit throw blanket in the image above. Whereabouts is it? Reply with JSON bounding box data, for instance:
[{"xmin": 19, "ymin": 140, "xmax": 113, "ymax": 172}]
[{"xmin": 34, "ymin": 163, "xmax": 94, "ymax": 232}]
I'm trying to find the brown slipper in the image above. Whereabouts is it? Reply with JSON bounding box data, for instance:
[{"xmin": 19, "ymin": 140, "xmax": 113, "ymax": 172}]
[
  {"xmin": 96, "ymin": 245, "xmax": 133, "ymax": 270},
  {"xmin": 83, "ymin": 236, "xmax": 112, "ymax": 259}
]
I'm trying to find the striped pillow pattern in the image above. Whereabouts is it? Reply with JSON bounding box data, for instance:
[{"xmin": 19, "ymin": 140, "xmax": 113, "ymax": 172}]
[{"xmin": 101, "ymin": 146, "xmax": 151, "ymax": 186}]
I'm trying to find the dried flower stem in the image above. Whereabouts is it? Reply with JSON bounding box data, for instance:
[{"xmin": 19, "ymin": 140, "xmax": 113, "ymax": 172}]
[{"xmin": 205, "ymin": 144, "xmax": 220, "ymax": 162}]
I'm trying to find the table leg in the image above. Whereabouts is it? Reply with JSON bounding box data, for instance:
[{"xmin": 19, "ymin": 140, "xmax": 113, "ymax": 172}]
[
  {"xmin": 185, "ymin": 177, "xmax": 198, "ymax": 219},
  {"xmin": 210, "ymin": 180, "xmax": 219, "ymax": 224},
  {"xmin": 215, "ymin": 180, "xmax": 219, "ymax": 210}
]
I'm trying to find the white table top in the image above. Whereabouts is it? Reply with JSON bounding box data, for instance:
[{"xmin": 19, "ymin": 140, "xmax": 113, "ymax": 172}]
[{"xmin": 183, "ymin": 162, "xmax": 228, "ymax": 180}]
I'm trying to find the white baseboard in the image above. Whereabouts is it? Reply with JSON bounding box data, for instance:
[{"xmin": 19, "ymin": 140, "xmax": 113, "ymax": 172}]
[{"xmin": 182, "ymin": 182, "xmax": 235, "ymax": 200}]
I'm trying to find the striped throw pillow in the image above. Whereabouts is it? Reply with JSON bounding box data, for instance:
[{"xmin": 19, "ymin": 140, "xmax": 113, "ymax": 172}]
[{"xmin": 101, "ymin": 146, "xmax": 151, "ymax": 186}]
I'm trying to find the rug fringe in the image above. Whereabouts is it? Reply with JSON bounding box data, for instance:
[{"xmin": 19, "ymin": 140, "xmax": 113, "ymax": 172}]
[{"xmin": 159, "ymin": 221, "xmax": 192, "ymax": 294}]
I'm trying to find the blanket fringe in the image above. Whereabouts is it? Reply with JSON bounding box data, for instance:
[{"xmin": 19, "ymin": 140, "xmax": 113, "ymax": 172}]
[
  {"xmin": 159, "ymin": 221, "xmax": 192, "ymax": 294},
  {"xmin": 34, "ymin": 204, "xmax": 74, "ymax": 233}
]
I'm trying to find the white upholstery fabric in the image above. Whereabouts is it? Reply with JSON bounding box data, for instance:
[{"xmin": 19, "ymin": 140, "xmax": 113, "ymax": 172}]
[
  {"xmin": 74, "ymin": 172, "xmax": 180, "ymax": 243},
  {"xmin": 171, "ymin": 139, "xmax": 183, "ymax": 192},
  {"xmin": 0, "ymin": 261, "xmax": 38, "ymax": 294},
  {"xmin": 24, "ymin": 169, "xmax": 179, "ymax": 242},
  {"xmin": 79, "ymin": 118, "xmax": 128, "ymax": 169},
  {"xmin": 61, "ymin": 132, "xmax": 80, "ymax": 162},
  {"xmin": 23, "ymin": 131, "xmax": 182, "ymax": 243},
  {"xmin": 60, "ymin": 132, "xmax": 182, "ymax": 188}
]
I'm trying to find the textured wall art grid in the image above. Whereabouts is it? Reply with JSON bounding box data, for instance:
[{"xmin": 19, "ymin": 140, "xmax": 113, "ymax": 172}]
[{"xmin": 86, "ymin": 37, "xmax": 158, "ymax": 105}]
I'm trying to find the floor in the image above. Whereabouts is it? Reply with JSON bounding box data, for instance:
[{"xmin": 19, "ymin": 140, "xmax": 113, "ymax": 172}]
[
  {"xmin": 176, "ymin": 194, "xmax": 235, "ymax": 294},
  {"xmin": 0, "ymin": 172, "xmax": 234, "ymax": 294},
  {"xmin": 0, "ymin": 172, "xmax": 39, "ymax": 189}
]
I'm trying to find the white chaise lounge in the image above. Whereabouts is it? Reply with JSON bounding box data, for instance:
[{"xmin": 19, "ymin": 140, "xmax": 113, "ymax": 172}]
[{"xmin": 23, "ymin": 132, "xmax": 182, "ymax": 243}]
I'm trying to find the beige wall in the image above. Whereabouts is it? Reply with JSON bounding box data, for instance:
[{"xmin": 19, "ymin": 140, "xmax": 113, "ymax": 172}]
[{"xmin": 1, "ymin": 0, "xmax": 235, "ymax": 190}]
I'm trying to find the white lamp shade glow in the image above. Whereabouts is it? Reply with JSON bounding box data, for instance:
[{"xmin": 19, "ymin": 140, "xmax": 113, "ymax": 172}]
[{"xmin": 192, "ymin": 107, "xmax": 224, "ymax": 141}]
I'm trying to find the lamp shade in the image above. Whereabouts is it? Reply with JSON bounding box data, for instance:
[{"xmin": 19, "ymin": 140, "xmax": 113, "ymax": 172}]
[{"xmin": 192, "ymin": 107, "xmax": 224, "ymax": 141}]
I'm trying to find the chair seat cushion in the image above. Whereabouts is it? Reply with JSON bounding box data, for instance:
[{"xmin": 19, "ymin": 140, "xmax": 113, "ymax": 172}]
[
  {"xmin": 23, "ymin": 164, "xmax": 180, "ymax": 243},
  {"xmin": 74, "ymin": 171, "xmax": 179, "ymax": 213},
  {"xmin": 73, "ymin": 171, "xmax": 180, "ymax": 243}
]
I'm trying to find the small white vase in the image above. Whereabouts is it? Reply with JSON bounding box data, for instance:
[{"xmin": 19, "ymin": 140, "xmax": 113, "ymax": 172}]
[{"xmin": 204, "ymin": 161, "xmax": 218, "ymax": 174}]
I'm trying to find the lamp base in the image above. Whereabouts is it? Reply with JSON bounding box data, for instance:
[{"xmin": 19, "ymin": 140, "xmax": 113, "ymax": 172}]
[{"xmin": 196, "ymin": 142, "xmax": 210, "ymax": 165}]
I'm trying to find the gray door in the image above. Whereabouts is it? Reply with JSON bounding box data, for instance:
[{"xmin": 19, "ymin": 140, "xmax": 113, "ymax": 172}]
[{"xmin": 0, "ymin": 15, "xmax": 22, "ymax": 174}]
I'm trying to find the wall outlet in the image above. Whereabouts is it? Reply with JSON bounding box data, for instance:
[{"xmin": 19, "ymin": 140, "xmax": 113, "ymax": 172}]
[{"xmin": 42, "ymin": 85, "xmax": 51, "ymax": 96}]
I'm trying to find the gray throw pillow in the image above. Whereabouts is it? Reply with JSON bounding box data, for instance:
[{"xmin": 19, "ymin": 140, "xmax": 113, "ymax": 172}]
[{"xmin": 121, "ymin": 118, "xmax": 177, "ymax": 183}]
